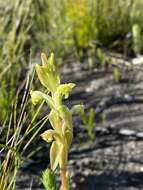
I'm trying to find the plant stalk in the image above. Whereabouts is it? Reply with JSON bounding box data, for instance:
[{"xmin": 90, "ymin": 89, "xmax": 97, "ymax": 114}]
[{"xmin": 60, "ymin": 168, "xmax": 68, "ymax": 190}]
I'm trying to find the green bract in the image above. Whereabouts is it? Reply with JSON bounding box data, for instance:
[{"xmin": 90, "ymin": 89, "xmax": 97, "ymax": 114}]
[{"xmin": 35, "ymin": 53, "xmax": 60, "ymax": 93}]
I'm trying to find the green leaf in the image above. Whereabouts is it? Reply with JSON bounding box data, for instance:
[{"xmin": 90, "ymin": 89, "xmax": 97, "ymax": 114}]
[
  {"xmin": 49, "ymin": 52, "xmax": 55, "ymax": 69},
  {"xmin": 87, "ymin": 108, "xmax": 95, "ymax": 140},
  {"xmin": 59, "ymin": 145, "xmax": 67, "ymax": 169},
  {"xmin": 41, "ymin": 53, "xmax": 50, "ymax": 67},
  {"xmin": 50, "ymin": 141, "xmax": 62, "ymax": 171},
  {"xmin": 71, "ymin": 104, "xmax": 84, "ymax": 116},
  {"xmin": 41, "ymin": 93, "xmax": 55, "ymax": 110},
  {"xmin": 64, "ymin": 129, "xmax": 73, "ymax": 148},
  {"xmin": 71, "ymin": 105, "xmax": 87, "ymax": 125},
  {"xmin": 49, "ymin": 110, "xmax": 62, "ymax": 133},
  {"xmin": 41, "ymin": 52, "xmax": 57, "ymax": 73},
  {"xmin": 41, "ymin": 168, "xmax": 57, "ymax": 190},
  {"xmin": 58, "ymin": 105, "xmax": 73, "ymax": 131},
  {"xmin": 35, "ymin": 64, "xmax": 51, "ymax": 90}
]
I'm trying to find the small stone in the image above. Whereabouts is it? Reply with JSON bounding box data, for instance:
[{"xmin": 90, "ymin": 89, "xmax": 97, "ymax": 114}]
[
  {"xmin": 72, "ymin": 183, "xmax": 76, "ymax": 188},
  {"xmin": 136, "ymin": 132, "xmax": 143, "ymax": 138},
  {"xmin": 84, "ymin": 170, "xmax": 90, "ymax": 176},
  {"xmin": 119, "ymin": 129, "xmax": 135, "ymax": 136},
  {"xmin": 80, "ymin": 177, "xmax": 85, "ymax": 182},
  {"xmin": 124, "ymin": 94, "xmax": 134, "ymax": 102},
  {"xmin": 132, "ymin": 56, "xmax": 143, "ymax": 65},
  {"xmin": 69, "ymin": 160, "xmax": 75, "ymax": 165}
]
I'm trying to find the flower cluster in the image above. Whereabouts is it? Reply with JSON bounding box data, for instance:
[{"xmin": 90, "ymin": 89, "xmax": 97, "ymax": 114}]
[{"xmin": 30, "ymin": 53, "xmax": 75, "ymax": 171}]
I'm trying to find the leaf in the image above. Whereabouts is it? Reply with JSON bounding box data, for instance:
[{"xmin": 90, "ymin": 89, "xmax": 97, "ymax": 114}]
[
  {"xmin": 35, "ymin": 65, "xmax": 59, "ymax": 93},
  {"xmin": 71, "ymin": 104, "xmax": 87, "ymax": 125},
  {"xmin": 64, "ymin": 129, "xmax": 73, "ymax": 148},
  {"xmin": 41, "ymin": 93, "xmax": 55, "ymax": 110},
  {"xmin": 49, "ymin": 52, "xmax": 55, "ymax": 68},
  {"xmin": 59, "ymin": 145, "xmax": 67, "ymax": 169},
  {"xmin": 58, "ymin": 105, "xmax": 73, "ymax": 130},
  {"xmin": 35, "ymin": 64, "xmax": 50, "ymax": 90},
  {"xmin": 41, "ymin": 168, "xmax": 57, "ymax": 190},
  {"xmin": 71, "ymin": 104, "xmax": 84, "ymax": 116},
  {"xmin": 50, "ymin": 141, "xmax": 62, "ymax": 171},
  {"xmin": 49, "ymin": 110, "xmax": 62, "ymax": 132},
  {"xmin": 41, "ymin": 53, "xmax": 49, "ymax": 67},
  {"xmin": 87, "ymin": 108, "xmax": 95, "ymax": 139}
]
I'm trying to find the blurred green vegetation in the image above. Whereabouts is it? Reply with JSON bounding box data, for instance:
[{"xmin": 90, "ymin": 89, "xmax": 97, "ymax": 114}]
[{"xmin": 1, "ymin": 0, "xmax": 143, "ymax": 120}]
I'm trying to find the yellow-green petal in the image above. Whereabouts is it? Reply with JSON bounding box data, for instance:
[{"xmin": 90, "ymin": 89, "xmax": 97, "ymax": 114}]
[
  {"xmin": 30, "ymin": 90, "xmax": 43, "ymax": 105},
  {"xmin": 35, "ymin": 64, "xmax": 50, "ymax": 90},
  {"xmin": 50, "ymin": 141, "xmax": 62, "ymax": 171},
  {"xmin": 41, "ymin": 129, "xmax": 63, "ymax": 144}
]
